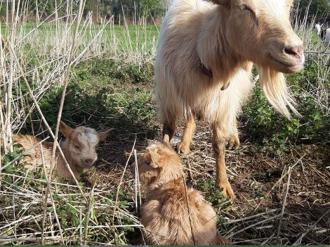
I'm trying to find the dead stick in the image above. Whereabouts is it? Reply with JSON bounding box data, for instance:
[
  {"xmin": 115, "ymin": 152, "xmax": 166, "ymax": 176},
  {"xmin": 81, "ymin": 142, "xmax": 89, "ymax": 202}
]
[{"xmin": 277, "ymin": 166, "xmax": 292, "ymax": 238}]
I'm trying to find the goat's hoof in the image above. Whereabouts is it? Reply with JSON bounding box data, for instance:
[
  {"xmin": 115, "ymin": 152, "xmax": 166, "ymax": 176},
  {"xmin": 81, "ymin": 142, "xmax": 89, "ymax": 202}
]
[
  {"xmin": 177, "ymin": 142, "xmax": 191, "ymax": 155},
  {"xmin": 228, "ymin": 135, "xmax": 240, "ymax": 150},
  {"xmin": 218, "ymin": 181, "xmax": 236, "ymax": 200}
]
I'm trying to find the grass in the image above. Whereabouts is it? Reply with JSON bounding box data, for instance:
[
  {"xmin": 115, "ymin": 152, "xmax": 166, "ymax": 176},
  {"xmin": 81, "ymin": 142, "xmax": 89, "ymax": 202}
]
[{"xmin": 0, "ymin": 2, "xmax": 330, "ymax": 246}]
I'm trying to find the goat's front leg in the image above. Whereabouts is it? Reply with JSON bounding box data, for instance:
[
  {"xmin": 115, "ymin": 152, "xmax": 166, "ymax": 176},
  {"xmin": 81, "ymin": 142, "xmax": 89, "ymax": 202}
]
[
  {"xmin": 162, "ymin": 117, "xmax": 176, "ymax": 143},
  {"xmin": 178, "ymin": 113, "xmax": 196, "ymax": 154},
  {"xmin": 212, "ymin": 123, "xmax": 235, "ymax": 200}
]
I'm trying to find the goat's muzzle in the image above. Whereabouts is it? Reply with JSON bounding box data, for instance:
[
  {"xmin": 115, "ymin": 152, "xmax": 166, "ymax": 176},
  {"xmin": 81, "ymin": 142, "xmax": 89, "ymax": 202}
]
[
  {"xmin": 268, "ymin": 41, "xmax": 305, "ymax": 74},
  {"xmin": 83, "ymin": 157, "xmax": 97, "ymax": 168}
]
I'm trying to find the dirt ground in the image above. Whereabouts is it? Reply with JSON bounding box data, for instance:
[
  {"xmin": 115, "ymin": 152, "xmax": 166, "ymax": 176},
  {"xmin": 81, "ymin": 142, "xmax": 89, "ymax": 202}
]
[{"xmin": 89, "ymin": 120, "xmax": 330, "ymax": 245}]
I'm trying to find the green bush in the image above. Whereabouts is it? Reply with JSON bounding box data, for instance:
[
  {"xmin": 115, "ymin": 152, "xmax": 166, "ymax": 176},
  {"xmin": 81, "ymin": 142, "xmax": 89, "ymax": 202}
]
[
  {"xmin": 82, "ymin": 58, "xmax": 153, "ymax": 84},
  {"xmin": 26, "ymin": 58, "xmax": 157, "ymax": 140},
  {"xmin": 244, "ymin": 59, "xmax": 330, "ymax": 151}
]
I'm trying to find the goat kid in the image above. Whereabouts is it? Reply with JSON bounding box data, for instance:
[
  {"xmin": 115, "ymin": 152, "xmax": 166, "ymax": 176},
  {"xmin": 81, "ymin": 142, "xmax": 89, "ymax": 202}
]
[
  {"xmin": 14, "ymin": 121, "xmax": 109, "ymax": 181},
  {"xmin": 155, "ymin": 0, "xmax": 305, "ymax": 199},
  {"xmin": 139, "ymin": 140, "xmax": 228, "ymax": 245}
]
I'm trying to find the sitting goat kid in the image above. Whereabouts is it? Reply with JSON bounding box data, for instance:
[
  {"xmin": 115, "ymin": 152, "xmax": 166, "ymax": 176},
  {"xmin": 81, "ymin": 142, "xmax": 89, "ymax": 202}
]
[
  {"xmin": 139, "ymin": 140, "xmax": 228, "ymax": 245},
  {"xmin": 14, "ymin": 121, "xmax": 109, "ymax": 181}
]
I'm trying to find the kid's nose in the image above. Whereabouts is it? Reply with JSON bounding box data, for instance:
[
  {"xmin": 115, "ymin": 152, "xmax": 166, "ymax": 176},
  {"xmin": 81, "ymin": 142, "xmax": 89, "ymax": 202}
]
[{"xmin": 85, "ymin": 158, "xmax": 96, "ymax": 167}]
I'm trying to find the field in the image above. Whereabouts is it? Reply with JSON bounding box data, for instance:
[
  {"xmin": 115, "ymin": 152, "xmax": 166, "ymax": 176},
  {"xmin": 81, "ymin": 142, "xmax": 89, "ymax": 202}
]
[{"xmin": 0, "ymin": 6, "xmax": 329, "ymax": 246}]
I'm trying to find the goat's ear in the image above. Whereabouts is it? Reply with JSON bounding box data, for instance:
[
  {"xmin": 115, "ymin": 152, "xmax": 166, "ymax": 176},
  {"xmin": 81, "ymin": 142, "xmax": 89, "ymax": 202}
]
[
  {"xmin": 98, "ymin": 129, "xmax": 112, "ymax": 142},
  {"xmin": 59, "ymin": 121, "xmax": 73, "ymax": 138}
]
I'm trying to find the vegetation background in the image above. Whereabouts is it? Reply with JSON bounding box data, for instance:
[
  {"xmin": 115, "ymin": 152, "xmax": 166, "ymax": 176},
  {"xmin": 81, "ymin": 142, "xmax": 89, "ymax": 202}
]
[
  {"xmin": 0, "ymin": 0, "xmax": 329, "ymax": 22},
  {"xmin": 0, "ymin": 0, "xmax": 329, "ymax": 245}
]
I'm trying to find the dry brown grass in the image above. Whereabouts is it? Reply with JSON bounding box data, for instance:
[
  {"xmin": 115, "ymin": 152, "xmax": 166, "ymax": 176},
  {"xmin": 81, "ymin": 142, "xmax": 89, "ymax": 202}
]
[
  {"xmin": 177, "ymin": 124, "xmax": 329, "ymax": 245},
  {"xmin": 1, "ymin": 1, "xmax": 329, "ymax": 245}
]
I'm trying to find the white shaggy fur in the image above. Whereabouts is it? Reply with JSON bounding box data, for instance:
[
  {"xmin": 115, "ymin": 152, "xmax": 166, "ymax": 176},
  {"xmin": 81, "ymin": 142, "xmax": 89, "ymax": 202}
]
[
  {"xmin": 315, "ymin": 23, "xmax": 322, "ymax": 36},
  {"xmin": 155, "ymin": 0, "xmax": 304, "ymax": 198},
  {"xmin": 156, "ymin": 0, "xmax": 303, "ymax": 124}
]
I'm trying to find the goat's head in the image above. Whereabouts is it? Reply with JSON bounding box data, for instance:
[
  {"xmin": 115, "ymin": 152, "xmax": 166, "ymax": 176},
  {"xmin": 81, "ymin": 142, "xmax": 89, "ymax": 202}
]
[
  {"xmin": 59, "ymin": 121, "xmax": 110, "ymax": 169},
  {"xmin": 213, "ymin": 0, "xmax": 304, "ymax": 118},
  {"xmin": 139, "ymin": 141, "xmax": 183, "ymax": 189},
  {"xmin": 213, "ymin": 0, "xmax": 304, "ymax": 73}
]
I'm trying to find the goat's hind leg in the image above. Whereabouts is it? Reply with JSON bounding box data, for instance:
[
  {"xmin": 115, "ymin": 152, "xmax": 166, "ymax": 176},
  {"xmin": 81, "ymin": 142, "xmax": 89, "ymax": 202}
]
[
  {"xmin": 178, "ymin": 112, "xmax": 196, "ymax": 154},
  {"xmin": 228, "ymin": 120, "xmax": 240, "ymax": 149},
  {"xmin": 212, "ymin": 123, "xmax": 235, "ymax": 200}
]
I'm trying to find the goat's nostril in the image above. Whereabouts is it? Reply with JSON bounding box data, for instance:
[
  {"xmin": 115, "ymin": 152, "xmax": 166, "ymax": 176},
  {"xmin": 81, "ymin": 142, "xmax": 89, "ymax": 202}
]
[
  {"xmin": 85, "ymin": 159, "xmax": 94, "ymax": 165},
  {"xmin": 283, "ymin": 45, "xmax": 303, "ymax": 58}
]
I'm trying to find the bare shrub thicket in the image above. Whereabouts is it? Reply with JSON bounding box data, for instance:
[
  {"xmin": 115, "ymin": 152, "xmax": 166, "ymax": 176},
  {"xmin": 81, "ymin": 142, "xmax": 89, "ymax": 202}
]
[
  {"xmin": 0, "ymin": 1, "xmax": 156, "ymax": 245},
  {"xmin": 0, "ymin": 0, "xmax": 328, "ymax": 245}
]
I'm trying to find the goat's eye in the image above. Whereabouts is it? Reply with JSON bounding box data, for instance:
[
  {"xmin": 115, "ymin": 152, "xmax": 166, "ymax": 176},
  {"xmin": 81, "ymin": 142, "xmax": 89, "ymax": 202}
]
[
  {"xmin": 74, "ymin": 144, "xmax": 81, "ymax": 150},
  {"xmin": 240, "ymin": 4, "xmax": 258, "ymax": 25},
  {"xmin": 240, "ymin": 4, "xmax": 252, "ymax": 12}
]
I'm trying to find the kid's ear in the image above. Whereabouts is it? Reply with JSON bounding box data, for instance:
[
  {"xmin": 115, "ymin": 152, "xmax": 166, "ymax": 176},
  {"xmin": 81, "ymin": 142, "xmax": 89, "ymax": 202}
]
[
  {"xmin": 59, "ymin": 121, "xmax": 73, "ymax": 138},
  {"xmin": 98, "ymin": 129, "xmax": 112, "ymax": 142}
]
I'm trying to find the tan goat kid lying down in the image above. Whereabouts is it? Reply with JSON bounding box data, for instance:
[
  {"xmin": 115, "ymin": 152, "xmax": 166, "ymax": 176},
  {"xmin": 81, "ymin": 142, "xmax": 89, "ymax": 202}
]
[
  {"xmin": 155, "ymin": 0, "xmax": 305, "ymax": 199},
  {"xmin": 139, "ymin": 141, "xmax": 228, "ymax": 245},
  {"xmin": 14, "ymin": 122, "xmax": 109, "ymax": 181}
]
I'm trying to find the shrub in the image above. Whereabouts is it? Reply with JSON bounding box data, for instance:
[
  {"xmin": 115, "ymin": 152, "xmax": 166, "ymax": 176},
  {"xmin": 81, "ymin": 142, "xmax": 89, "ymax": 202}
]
[{"xmin": 244, "ymin": 58, "xmax": 330, "ymax": 151}]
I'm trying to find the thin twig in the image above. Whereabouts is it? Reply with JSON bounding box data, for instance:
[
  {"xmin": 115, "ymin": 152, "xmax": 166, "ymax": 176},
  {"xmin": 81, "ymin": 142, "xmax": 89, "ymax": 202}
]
[
  {"xmin": 113, "ymin": 137, "xmax": 136, "ymax": 222},
  {"xmin": 277, "ymin": 166, "xmax": 292, "ymax": 238},
  {"xmin": 293, "ymin": 208, "xmax": 330, "ymax": 245}
]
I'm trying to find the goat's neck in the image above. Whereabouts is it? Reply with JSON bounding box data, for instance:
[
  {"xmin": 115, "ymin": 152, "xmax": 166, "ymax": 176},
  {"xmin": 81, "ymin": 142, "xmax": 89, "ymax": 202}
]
[
  {"xmin": 147, "ymin": 177, "xmax": 185, "ymax": 199},
  {"xmin": 197, "ymin": 6, "xmax": 245, "ymax": 84}
]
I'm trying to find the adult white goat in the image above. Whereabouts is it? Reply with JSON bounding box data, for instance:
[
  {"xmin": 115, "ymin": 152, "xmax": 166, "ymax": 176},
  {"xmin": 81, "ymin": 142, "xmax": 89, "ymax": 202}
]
[
  {"xmin": 315, "ymin": 23, "xmax": 322, "ymax": 36},
  {"xmin": 155, "ymin": 0, "xmax": 305, "ymax": 199}
]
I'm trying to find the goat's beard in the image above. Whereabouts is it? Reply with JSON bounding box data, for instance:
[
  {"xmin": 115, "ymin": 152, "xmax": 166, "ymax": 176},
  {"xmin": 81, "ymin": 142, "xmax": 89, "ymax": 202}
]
[{"xmin": 258, "ymin": 66, "xmax": 300, "ymax": 119}]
